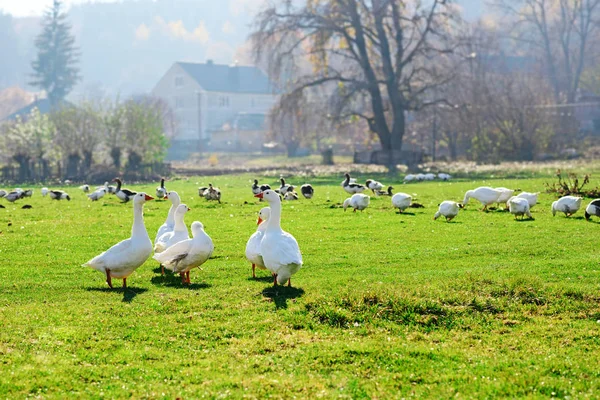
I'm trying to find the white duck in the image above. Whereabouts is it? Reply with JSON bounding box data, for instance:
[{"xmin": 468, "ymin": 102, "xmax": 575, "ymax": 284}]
[
  {"xmin": 245, "ymin": 207, "xmax": 271, "ymax": 278},
  {"xmin": 153, "ymin": 191, "xmax": 181, "ymax": 274},
  {"xmin": 551, "ymin": 196, "xmax": 582, "ymax": 217},
  {"xmin": 79, "ymin": 184, "xmax": 90, "ymax": 193},
  {"xmin": 154, "ymin": 203, "xmax": 190, "ymax": 253},
  {"xmin": 495, "ymin": 187, "xmax": 515, "ymax": 208},
  {"xmin": 403, "ymin": 174, "xmax": 416, "ymax": 183},
  {"xmin": 462, "ymin": 187, "xmax": 503, "ymax": 211},
  {"xmin": 156, "ymin": 178, "xmax": 167, "ymax": 200},
  {"xmin": 584, "ymin": 199, "xmax": 600, "ymax": 221},
  {"xmin": 41, "ymin": 188, "xmax": 49, "ymax": 197},
  {"xmin": 434, "ymin": 201, "xmax": 461, "ymax": 222},
  {"xmin": 391, "ymin": 192, "xmax": 412, "ymax": 213},
  {"xmin": 254, "ymin": 190, "xmax": 302, "ymax": 286},
  {"xmin": 342, "ymin": 173, "xmax": 366, "ymax": 194},
  {"xmin": 438, "ymin": 173, "xmax": 451, "ymax": 181},
  {"xmin": 153, "ymin": 221, "xmax": 213, "ymax": 285},
  {"xmin": 87, "ymin": 188, "xmax": 107, "ymax": 201},
  {"xmin": 507, "ymin": 196, "xmax": 533, "ymax": 220},
  {"xmin": 343, "ymin": 193, "xmax": 370, "ymax": 212},
  {"xmin": 113, "ymin": 178, "xmax": 137, "ymax": 202},
  {"xmin": 365, "ymin": 179, "xmax": 384, "ymax": 193},
  {"xmin": 82, "ymin": 192, "xmax": 154, "ymax": 288},
  {"xmin": 424, "ymin": 173, "xmax": 435, "ymax": 181},
  {"xmin": 516, "ymin": 192, "xmax": 539, "ymax": 208}
]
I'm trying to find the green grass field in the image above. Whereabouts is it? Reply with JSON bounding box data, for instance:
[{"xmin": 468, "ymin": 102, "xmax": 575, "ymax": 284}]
[{"xmin": 1, "ymin": 173, "xmax": 599, "ymax": 398}]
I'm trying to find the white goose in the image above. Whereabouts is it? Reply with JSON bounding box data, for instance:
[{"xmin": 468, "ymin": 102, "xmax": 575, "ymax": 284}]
[
  {"xmin": 82, "ymin": 192, "xmax": 154, "ymax": 288},
  {"xmin": 277, "ymin": 178, "xmax": 292, "ymax": 194},
  {"xmin": 584, "ymin": 199, "xmax": 600, "ymax": 221},
  {"xmin": 156, "ymin": 178, "xmax": 167, "ymax": 200},
  {"xmin": 41, "ymin": 187, "xmax": 49, "ymax": 197},
  {"xmin": 391, "ymin": 192, "xmax": 412, "ymax": 213},
  {"xmin": 254, "ymin": 190, "xmax": 302, "ymax": 286},
  {"xmin": 462, "ymin": 187, "xmax": 503, "ymax": 211},
  {"xmin": 551, "ymin": 196, "xmax": 582, "ymax": 217},
  {"xmin": 154, "ymin": 203, "xmax": 190, "ymax": 253},
  {"xmin": 516, "ymin": 192, "xmax": 539, "ymax": 208},
  {"xmin": 365, "ymin": 179, "xmax": 384, "ymax": 193},
  {"xmin": 79, "ymin": 184, "xmax": 90, "ymax": 193},
  {"xmin": 245, "ymin": 207, "xmax": 271, "ymax": 278},
  {"xmin": 153, "ymin": 221, "xmax": 213, "ymax": 285},
  {"xmin": 434, "ymin": 201, "xmax": 461, "ymax": 222},
  {"xmin": 495, "ymin": 187, "xmax": 514, "ymax": 207},
  {"xmin": 87, "ymin": 188, "xmax": 107, "ymax": 201},
  {"xmin": 507, "ymin": 196, "xmax": 533, "ymax": 220},
  {"xmin": 343, "ymin": 193, "xmax": 370, "ymax": 212},
  {"xmin": 153, "ymin": 191, "xmax": 181, "ymax": 275}
]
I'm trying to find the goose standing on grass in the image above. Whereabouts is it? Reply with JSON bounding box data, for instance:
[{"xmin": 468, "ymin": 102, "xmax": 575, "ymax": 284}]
[
  {"xmin": 254, "ymin": 190, "xmax": 302, "ymax": 287},
  {"xmin": 584, "ymin": 199, "xmax": 600, "ymax": 221},
  {"xmin": 283, "ymin": 186, "xmax": 299, "ymax": 201},
  {"xmin": 276, "ymin": 178, "xmax": 292, "ymax": 194},
  {"xmin": 366, "ymin": 179, "xmax": 384, "ymax": 194},
  {"xmin": 198, "ymin": 186, "xmax": 208, "ymax": 197},
  {"xmin": 22, "ymin": 189, "xmax": 33, "ymax": 198},
  {"xmin": 551, "ymin": 196, "xmax": 582, "ymax": 217},
  {"xmin": 342, "ymin": 173, "xmax": 366, "ymax": 194},
  {"xmin": 41, "ymin": 187, "xmax": 49, "ymax": 197},
  {"xmin": 507, "ymin": 196, "xmax": 533, "ymax": 220},
  {"xmin": 49, "ymin": 190, "xmax": 70, "ymax": 201},
  {"xmin": 154, "ymin": 204, "xmax": 190, "ymax": 254},
  {"xmin": 516, "ymin": 192, "xmax": 539, "ymax": 208},
  {"xmin": 438, "ymin": 173, "xmax": 451, "ymax": 181},
  {"xmin": 252, "ymin": 179, "xmax": 271, "ymax": 197},
  {"xmin": 403, "ymin": 174, "xmax": 416, "ymax": 183},
  {"xmin": 87, "ymin": 188, "xmax": 107, "ymax": 201},
  {"xmin": 245, "ymin": 207, "xmax": 271, "ymax": 278},
  {"xmin": 156, "ymin": 178, "xmax": 167, "ymax": 200},
  {"xmin": 391, "ymin": 192, "xmax": 412, "ymax": 213},
  {"xmin": 82, "ymin": 192, "xmax": 154, "ymax": 289},
  {"xmin": 153, "ymin": 221, "xmax": 213, "ymax": 285},
  {"xmin": 113, "ymin": 178, "xmax": 137, "ymax": 202},
  {"xmin": 424, "ymin": 173, "xmax": 436, "ymax": 181},
  {"xmin": 495, "ymin": 187, "xmax": 514, "ymax": 208},
  {"xmin": 4, "ymin": 191, "xmax": 22, "ymax": 202},
  {"xmin": 154, "ymin": 191, "xmax": 181, "ymax": 274},
  {"xmin": 0, "ymin": 189, "xmax": 7, "ymax": 198},
  {"xmin": 204, "ymin": 183, "xmax": 221, "ymax": 203},
  {"xmin": 462, "ymin": 187, "xmax": 503, "ymax": 211},
  {"xmin": 434, "ymin": 201, "xmax": 461, "ymax": 222},
  {"xmin": 343, "ymin": 193, "xmax": 370, "ymax": 212},
  {"xmin": 79, "ymin": 184, "xmax": 90, "ymax": 193},
  {"xmin": 300, "ymin": 184, "xmax": 314, "ymax": 199}
]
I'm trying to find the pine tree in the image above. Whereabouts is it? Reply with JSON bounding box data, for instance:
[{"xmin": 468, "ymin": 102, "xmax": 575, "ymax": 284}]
[{"xmin": 30, "ymin": 0, "xmax": 80, "ymax": 106}]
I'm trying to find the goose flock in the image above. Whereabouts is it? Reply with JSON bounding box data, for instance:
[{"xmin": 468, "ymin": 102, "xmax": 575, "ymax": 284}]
[{"xmin": 2, "ymin": 172, "xmax": 598, "ymax": 290}]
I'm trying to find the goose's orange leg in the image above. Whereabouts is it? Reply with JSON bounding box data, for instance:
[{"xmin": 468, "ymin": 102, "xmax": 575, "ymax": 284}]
[
  {"xmin": 105, "ymin": 269, "xmax": 113, "ymax": 289},
  {"xmin": 252, "ymin": 264, "xmax": 256, "ymax": 278},
  {"xmin": 122, "ymin": 278, "xmax": 127, "ymax": 289},
  {"xmin": 273, "ymin": 274, "xmax": 278, "ymax": 286},
  {"xmin": 186, "ymin": 271, "xmax": 191, "ymax": 284},
  {"xmin": 287, "ymin": 278, "xmax": 291, "ymax": 287}
]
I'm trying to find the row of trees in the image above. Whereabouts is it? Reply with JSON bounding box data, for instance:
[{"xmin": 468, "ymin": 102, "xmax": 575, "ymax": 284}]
[
  {"xmin": 0, "ymin": 98, "xmax": 173, "ymax": 182},
  {"xmin": 250, "ymin": 0, "xmax": 600, "ymax": 166}
]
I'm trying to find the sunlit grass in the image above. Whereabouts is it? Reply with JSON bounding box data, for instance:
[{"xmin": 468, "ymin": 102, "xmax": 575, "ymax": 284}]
[{"xmin": 1, "ymin": 173, "xmax": 599, "ymax": 398}]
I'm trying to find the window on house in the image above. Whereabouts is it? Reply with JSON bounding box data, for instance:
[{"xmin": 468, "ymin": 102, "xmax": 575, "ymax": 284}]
[
  {"xmin": 174, "ymin": 76, "xmax": 184, "ymax": 88},
  {"xmin": 219, "ymin": 96, "xmax": 230, "ymax": 107}
]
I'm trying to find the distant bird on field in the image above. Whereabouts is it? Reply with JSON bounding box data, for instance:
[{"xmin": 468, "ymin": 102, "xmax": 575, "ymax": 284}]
[
  {"xmin": 584, "ymin": 198, "xmax": 600, "ymax": 221},
  {"xmin": 516, "ymin": 192, "xmax": 539, "ymax": 208},
  {"xmin": 79, "ymin": 184, "xmax": 90, "ymax": 193},
  {"xmin": 507, "ymin": 196, "xmax": 533, "ymax": 220},
  {"xmin": 551, "ymin": 196, "xmax": 582, "ymax": 217},
  {"xmin": 434, "ymin": 201, "xmax": 461, "ymax": 222},
  {"xmin": 87, "ymin": 188, "xmax": 107, "ymax": 201},
  {"xmin": 365, "ymin": 179, "xmax": 384, "ymax": 194},
  {"xmin": 375, "ymin": 186, "xmax": 393, "ymax": 196},
  {"xmin": 0, "ymin": 189, "xmax": 7, "ymax": 198},
  {"xmin": 342, "ymin": 173, "xmax": 366, "ymax": 194},
  {"xmin": 49, "ymin": 190, "xmax": 70, "ymax": 201},
  {"xmin": 41, "ymin": 187, "xmax": 49, "ymax": 197},
  {"xmin": 343, "ymin": 193, "xmax": 370, "ymax": 212},
  {"xmin": 391, "ymin": 192, "xmax": 412, "ymax": 213},
  {"xmin": 113, "ymin": 178, "xmax": 137, "ymax": 203},
  {"xmin": 276, "ymin": 178, "xmax": 292, "ymax": 194},
  {"xmin": 283, "ymin": 186, "xmax": 299, "ymax": 201},
  {"xmin": 204, "ymin": 183, "xmax": 221, "ymax": 203},
  {"xmin": 462, "ymin": 187, "xmax": 503, "ymax": 211},
  {"xmin": 156, "ymin": 178, "xmax": 167, "ymax": 199},
  {"xmin": 300, "ymin": 184, "xmax": 314, "ymax": 199}
]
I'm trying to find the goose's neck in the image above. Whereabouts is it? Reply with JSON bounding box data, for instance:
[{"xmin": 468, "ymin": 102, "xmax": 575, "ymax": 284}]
[
  {"xmin": 166, "ymin": 200, "xmax": 179, "ymax": 225},
  {"xmin": 266, "ymin": 201, "xmax": 282, "ymax": 231},
  {"xmin": 463, "ymin": 191, "xmax": 471, "ymax": 204},
  {"xmin": 116, "ymin": 180, "xmax": 122, "ymax": 191},
  {"xmin": 343, "ymin": 176, "xmax": 349, "ymax": 186},
  {"xmin": 174, "ymin": 213, "xmax": 187, "ymax": 232},
  {"xmin": 132, "ymin": 202, "xmax": 148, "ymax": 238}
]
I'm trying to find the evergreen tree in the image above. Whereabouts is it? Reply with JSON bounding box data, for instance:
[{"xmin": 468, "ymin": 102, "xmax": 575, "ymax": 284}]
[{"xmin": 30, "ymin": 0, "xmax": 80, "ymax": 106}]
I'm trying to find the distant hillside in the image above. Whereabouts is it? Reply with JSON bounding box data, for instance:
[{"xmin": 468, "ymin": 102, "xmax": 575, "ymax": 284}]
[{"xmin": 0, "ymin": 0, "xmax": 489, "ymax": 98}]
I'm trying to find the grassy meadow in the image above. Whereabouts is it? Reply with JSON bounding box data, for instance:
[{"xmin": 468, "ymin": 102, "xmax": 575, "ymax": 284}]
[{"xmin": 1, "ymin": 172, "xmax": 599, "ymax": 398}]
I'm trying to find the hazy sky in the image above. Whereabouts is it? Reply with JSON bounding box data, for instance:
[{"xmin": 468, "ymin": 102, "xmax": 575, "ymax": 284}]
[{"xmin": 0, "ymin": 0, "xmax": 117, "ymax": 16}]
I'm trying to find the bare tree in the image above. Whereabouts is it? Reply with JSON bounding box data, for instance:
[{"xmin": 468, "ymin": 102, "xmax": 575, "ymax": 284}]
[
  {"xmin": 493, "ymin": 0, "xmax": 600, "ymax": 104},
  {"xmin": 251, "ymin": 0, "xmax": 459, "ymax": 168}
]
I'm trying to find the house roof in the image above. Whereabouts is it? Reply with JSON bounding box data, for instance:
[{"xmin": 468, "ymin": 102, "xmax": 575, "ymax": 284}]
[
  {"xmin": 177, "ymin": 61, "xmax": 276, "ymax": 94},
  {"xmin": 2, "ymin": 97, "xmax": 52, "ymax": 121}
]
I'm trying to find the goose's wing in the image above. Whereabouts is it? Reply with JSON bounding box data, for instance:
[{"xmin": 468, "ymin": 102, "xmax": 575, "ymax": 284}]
[
  {"xmin": 275, "ymin": 232, "xmax": 303, "ymax": 265},
  {"xmin": 153, "ymin": 239, "xmax": 192, "ymax": 264},
  {"xmin": 83, "ymin": 238, "xmax": 133, "ymax": 269}
]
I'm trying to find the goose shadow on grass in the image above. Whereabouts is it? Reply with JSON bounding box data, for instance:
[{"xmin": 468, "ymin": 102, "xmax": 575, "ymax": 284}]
[
  {"xmin": 150, "ymin": 272, "xmax": 211, "ymax": 290},
  {"xmin": 261, "ymin": 285, "xmax": 305, "ymax": 310},
  {"xmin": 248, "ymin": 275, "xmax": 274, "ymax": 283},
  {"xmin": 86, "ymin": 287, "xmax": 148, "ymax": 303}
]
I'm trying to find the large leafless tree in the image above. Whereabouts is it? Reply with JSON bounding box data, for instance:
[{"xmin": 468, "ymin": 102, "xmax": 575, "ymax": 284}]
[
  {"xmin": 494, "ymin": 0, "xmax": 600, "ymax": 104},
  {"xmin": 251, "ymin": 0, "xmax": 459, "ymax": 166}
]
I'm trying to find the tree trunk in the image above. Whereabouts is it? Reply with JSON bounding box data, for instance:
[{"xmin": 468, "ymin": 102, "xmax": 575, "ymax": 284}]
[
  {"xmin": 66, "ymin": 153, "xmax": 80, "ymax": 179},
  {"xmin": 13, "ymin": 154, "xmax": 31, "ymax": 182},
  {"xmin": 286, "ymin": 141, "xmax": 299, "ymax": 157},
  {"xmin": 82, "ymin": 150, "xmax": 93, "ymax": 175},
  {"xmin": 127, "ymin": 151, "xmax": 142, "ymax": 171},
  {"xmin": 110, "ymin": 147, "xmax": 121, "ymax": 169}
]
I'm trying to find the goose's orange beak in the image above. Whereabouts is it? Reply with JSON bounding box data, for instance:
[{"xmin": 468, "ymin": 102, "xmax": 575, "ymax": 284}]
[
  {"xmin": 254, "ymin": 193, "xmax": 264, "ymax": 199},
  {"xmin": 257, "ymin": 217, "xmax": 263, "ymax": 225},
  {"xmin": 187, "ymin": 207, "xmax": 191, "ymax": 211},
  {"xmin": 144, "ymin": 194, "xmax": 154, "ymax": 201},
  {"xmin": 164, "ymin": 195, "xmax": 169, "ymax": 200}
]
